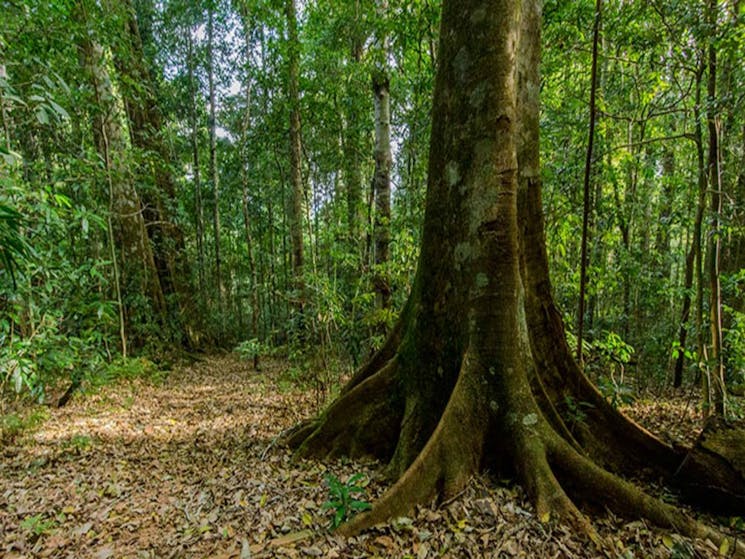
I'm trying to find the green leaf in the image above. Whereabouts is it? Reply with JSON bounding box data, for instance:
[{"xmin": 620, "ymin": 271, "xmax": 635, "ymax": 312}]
[
  {"xmin": 348, "ymin": 473, "xmax": 366, "ymax": 485},
  {"xmin": 0, "ymin": 147, "xmax": 22, "ymax": 165},
  {"xmin": 49, "ymin": 100, "xmax": 69, "ymax": 120},
  {"xmin": 53, "ymin": 193, "xmax": 72, "ymax": 208},
  {"xmin": 2, "ymin": 93, "xmax": 26, "ymax": 106},
  {"xmin": 52, "ymin": 72, "xmax": 71, "ymax": 94},
  {"xmin": 35, "ymin": 106, "xmax": 49, "ymax": 125},
  {"xmin": 333, "ymin": 508, "xmax": 345, "ymax": 528}
]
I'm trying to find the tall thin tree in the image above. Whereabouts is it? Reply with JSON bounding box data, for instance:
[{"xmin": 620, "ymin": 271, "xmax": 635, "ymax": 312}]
[
  {"xmin": 371, "ymin": 0, "xmax": 392, "ymax": 312},
  {"xmin": 705, "ymin": 0, "xmax": 726, "ymax": 415},
  {"xmin": 286, "ymin": 0, "xmax": 305, "ymax": 333},
  {"xmin": 576, "ymin": 0, "xmax": 601, "ymax": 363},
  {"xmin": 207, "ymin": 1, "xmax": 224, "ymax": 315},
  {"xmin": 673, "ymin": 61, "xmax": 708, "ymax": 388},
  {"xmin": 187, "ymin": 26, "xmax": 206, "ymax": 299}
]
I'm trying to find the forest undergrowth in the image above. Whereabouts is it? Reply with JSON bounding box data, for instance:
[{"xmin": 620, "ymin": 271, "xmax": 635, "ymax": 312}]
[{"xmin": 0, "ymin": 354, "xmax": 740, "ymax": 558}]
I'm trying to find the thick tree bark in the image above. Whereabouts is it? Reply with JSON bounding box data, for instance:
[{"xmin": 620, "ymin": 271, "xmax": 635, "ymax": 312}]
[
  {"xmin": 109, "ymin": 0, "xmax": 198, "ymax": 347},
  {"xmin": 286, "ymin": 0, "xmax": 744, "ymax": 548},
  {"xmin": 76, "ymin": 0, "xmax": 164, "ymax": 349}
]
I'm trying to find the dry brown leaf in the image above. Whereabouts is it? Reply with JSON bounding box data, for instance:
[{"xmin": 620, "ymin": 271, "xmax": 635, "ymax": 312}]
[
  {"xmin": 267, "ymin": 529, "xmax": 313, "ymax": 548},
  {"xmin": 0, "ymin": 355, "xmax": 736, "ymax": 559}
]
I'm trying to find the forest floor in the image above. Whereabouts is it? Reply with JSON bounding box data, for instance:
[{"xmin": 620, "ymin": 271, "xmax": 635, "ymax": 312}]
[{"xmin": 0, "ymin": 354, "xmax": 739, "ymax": 558}]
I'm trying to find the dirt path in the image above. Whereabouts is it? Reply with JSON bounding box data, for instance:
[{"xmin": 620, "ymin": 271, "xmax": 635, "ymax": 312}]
[
  {"xmin": 0, "ymin": 355, "xmax": 728, "ymax": 558},
  {"xmin": 1, "ymin": 355, "xmax": 325, "ymax": 558}
]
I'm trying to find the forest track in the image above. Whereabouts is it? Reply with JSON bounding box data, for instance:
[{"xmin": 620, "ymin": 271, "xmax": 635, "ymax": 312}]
[{"xmin": 0, "ymin": 355, "xmax": 730, "ymax": 558}]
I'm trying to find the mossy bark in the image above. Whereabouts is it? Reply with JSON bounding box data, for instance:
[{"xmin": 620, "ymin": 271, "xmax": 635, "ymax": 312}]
[
  {"xmin": 76, "ymin": 0, "xmax": 165, "ymax": 348},
  {"xmin": 108, "ymin": 0, "xmax": 198, "ymax": 347},
  {"xmin": 287, "ymin": 0, "xmax": 745, "ymax": 550}
]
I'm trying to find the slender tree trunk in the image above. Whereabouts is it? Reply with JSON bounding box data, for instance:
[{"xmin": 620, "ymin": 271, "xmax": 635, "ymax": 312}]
[
  {"xmin": 187, "ymin": 29, "xmax": 206, "ymax": 299},
  {"xmin": 655, "ymin": 144, "xmax": 675, "ymax": 270},
  {"xmin": 345, "ymin": 0, "xmax": 364, "ymax": 249},
  {"xmin": 722, "ymin": 123, "xmax": 745, "ymax": 312},
  {"xmin": 694, "ymin": 88, "xmax": 707, "ymax": 373},
  {"xmin": 372, "ymin": 0, "xmax": 392, "ymax": 313},
  {"xmin": 705, "ymin": 0, "xmax": 726, "ymax": 416},
  {"xmin": 576, "ymin": 0, "xmax": 601, "ymax": 363},
  {"xmin": 102, "ymin": 119, "xmax": 128, "ymax": 358},
  {"xmin": 0, "ymin": 64, "xmax": 9, "ymax": 148},
  {"xmin": 237, "ymin": 5, "xmax": 261, "ymax": 366},
  {"xmin": 616, "ymin": 117, "xmax": 646, "ymax": 342},
  {"xmin": 674, "ymin": 63, "xmax": 707, "ymax": 387},
  {"xmin": 268, "ymin": 191, "xmax": 278, "ymax": 336},
  {"xmin": 286, "ymin": 0, "xmax": 305, "ymax": 334},
  {"xmin": 657, "ymin": 142, "xmax": 676, "ymax": 374},
  {"xmin": 240, "ymin": 89, "xmax": 260, "ymax": 358},
  {"xmin": 207, "ymin": 5, "xmax": 224, "ymax": 316},
  {"xmin": 719, "ymin": 1, "xmax": 745, "ymax": 318}
]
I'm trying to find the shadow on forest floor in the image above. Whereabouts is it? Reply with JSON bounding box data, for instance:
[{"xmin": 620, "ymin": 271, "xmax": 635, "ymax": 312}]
[{"xmin": 0, "ymin": 354, "xmax": 734, "ymax": 558}]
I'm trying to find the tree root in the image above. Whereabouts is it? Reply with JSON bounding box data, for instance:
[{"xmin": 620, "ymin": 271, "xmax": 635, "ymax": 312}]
[
  {"xmin": 547, "ymin": 432, "xmax": 745, "ymax": 556},
  {"xmin": 548, "ymin": 430, "xmax": 698, "ymax": 532},
  {"xmin": 287, "ymin": 318, "xmax": 742, "ymax": 554},
  {"xmin": 510, "ymin": 425, "xmax": 594, "ymax": 539},
  {"xmin": 528, "ymin": 298, "xmax": 684, "ymax": 476},
  {"xmin": 288, "ymin": 358, "xmax": 402, "ymax": 461},
  {"xmin": 340, "ymin": 352, "xmax": 487, "ymax": 535},
  {"xmin": 320, "ymin": 352, "xmax": 743, "ymax": 556},
  {"xmin": 342, "ymin": 303, "xmax": 407, "ymax": 394}
]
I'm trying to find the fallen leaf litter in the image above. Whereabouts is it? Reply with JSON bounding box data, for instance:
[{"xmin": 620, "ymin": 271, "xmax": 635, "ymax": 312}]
[{"xmin": 0, "ymin": 354, "xmax": 737, "ymax": 558}]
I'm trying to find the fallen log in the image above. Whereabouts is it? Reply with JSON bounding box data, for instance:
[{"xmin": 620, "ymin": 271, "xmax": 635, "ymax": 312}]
[{"xmin": 673, "ymin": 416, "xmax": 745, "ymax": 515}]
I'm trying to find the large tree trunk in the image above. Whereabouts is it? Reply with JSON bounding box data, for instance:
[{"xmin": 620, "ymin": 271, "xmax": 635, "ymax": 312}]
[
  {"xmin": 76, "ymin": 0, "xmax": 164, "ymax": 350},
  {"xmin": 286, "ymin": 0, "xmax": 743, "ymax": 546},
  {"xmin": 109, "ymin": 0, "xmax": 198, "ymax": 347}
]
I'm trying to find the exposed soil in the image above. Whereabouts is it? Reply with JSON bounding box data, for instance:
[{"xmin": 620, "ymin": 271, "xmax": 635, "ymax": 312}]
[{"xmin": 0, "ymin": 355, "xmax": 739, "ymax": 558}]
